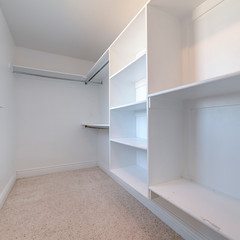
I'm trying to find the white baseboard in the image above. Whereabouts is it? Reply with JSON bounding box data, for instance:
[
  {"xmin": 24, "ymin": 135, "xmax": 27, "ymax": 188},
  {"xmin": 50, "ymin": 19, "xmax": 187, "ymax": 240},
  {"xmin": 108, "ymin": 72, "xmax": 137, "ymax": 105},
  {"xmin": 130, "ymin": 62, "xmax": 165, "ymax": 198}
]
[
  {"xmin": 99, "ymin": 166, "xmax": 227, "ymax": 240},
  {"xmin": 16, "ymin": 161, "xmax": 98, "ymax": 179},
  {"xmin": 0, "ymin": 174, "xmax": 16, "ymax": 210}
]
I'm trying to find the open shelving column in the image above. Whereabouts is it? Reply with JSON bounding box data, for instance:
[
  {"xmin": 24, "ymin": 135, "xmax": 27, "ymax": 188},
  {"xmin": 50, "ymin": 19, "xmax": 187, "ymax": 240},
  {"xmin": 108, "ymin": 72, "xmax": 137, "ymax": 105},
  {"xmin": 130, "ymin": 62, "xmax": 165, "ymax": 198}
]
[
  {"xmin": 145, "ymin": 1, "xmax": 240, "ymax": 239},
  {"xmin": 109, "ymin": 9, "xmax": 148, "ymax": 198},
  {"xmin": 148, "ymin": 73, "xmax": 240, "ymax": 240}
]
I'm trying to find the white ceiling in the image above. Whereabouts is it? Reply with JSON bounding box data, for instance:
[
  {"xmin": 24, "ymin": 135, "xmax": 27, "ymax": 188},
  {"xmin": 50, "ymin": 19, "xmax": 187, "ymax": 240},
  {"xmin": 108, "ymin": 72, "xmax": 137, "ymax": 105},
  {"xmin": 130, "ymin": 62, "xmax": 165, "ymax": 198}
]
[
  {"xmin": 0, "ymin": 0, "xmax": 148, "ymax": 62},
  {"xmin": 150, "ymin": 0, "xmax": 207, "ymax": 17}
]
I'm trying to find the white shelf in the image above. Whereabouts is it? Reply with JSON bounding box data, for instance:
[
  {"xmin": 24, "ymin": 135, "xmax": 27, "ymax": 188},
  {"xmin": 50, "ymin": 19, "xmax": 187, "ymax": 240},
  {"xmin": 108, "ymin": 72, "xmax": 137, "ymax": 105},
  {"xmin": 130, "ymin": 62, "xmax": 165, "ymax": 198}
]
[
  {"xmin": 82, "ymin": 123, "xmax": 109, "ymax": 129},
  {"xmin": 149, "ymin": 178, "xmax": 240, "ymax": 240},
  {"xmin": 110, "ymin": 53, "xmax": 146, "ymax": 80},
  {"xmin": 110, "ymin": 100, "xmax": 147, "ymax": 111},
  {"xmin": 12, "ymin": 65, "xmax": 87, "ymax": 82},
  {"xmin": 111, "ymin": 165, "xmax": 148, "ymax": 197},
  {"xmin": 149, "ymin": 71, "xmax": 240, "ymax": 101},
  {"xmin": 110, "ymin": 138, "xmax": 147, "ymax": 150}
]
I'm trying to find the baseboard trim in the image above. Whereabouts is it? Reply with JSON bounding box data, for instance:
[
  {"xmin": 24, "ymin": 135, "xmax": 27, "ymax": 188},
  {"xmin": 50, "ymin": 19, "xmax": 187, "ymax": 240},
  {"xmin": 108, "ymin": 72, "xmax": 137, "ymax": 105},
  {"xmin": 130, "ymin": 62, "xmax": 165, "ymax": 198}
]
[
  {"xmin": 0, "ymin": 174, "xmax": 16, "ymax": 210},
  {"xmin": 99, "ymin": 166, "xmax": 226, "ymax": 240},
  {"xmin": 16, "ymin": 161, "xmax": 98, "ymax": 179}
]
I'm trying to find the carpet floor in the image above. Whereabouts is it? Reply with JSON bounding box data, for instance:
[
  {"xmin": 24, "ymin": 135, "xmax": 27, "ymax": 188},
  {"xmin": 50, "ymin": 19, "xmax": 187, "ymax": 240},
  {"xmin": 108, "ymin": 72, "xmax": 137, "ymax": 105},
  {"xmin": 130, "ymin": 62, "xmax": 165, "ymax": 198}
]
[{"xmin": 0, "ymin": 167, "xmax": 182, "ymax": 240}]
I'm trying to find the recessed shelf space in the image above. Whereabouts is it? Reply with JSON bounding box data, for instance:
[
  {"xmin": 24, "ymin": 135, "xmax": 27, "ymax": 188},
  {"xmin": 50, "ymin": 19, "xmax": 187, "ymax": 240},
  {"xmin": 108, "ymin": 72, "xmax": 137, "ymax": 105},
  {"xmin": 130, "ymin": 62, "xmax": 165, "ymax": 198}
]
[
  {"xmin": 149, "ymin": 178, "xmax": 240, "ymax": 240},
  {"xmin": 148, "ymin": 78, "xmax": 240, "ymax": 240},
  {"xmin": 111, "ymin": 165, "xmax": 148, "ymax": 198},
  {"xmin": 110, "ymin": 55, "xmax": 147, "ymax": 109},
  {"xmin": 110, "ymin": 138, "xmax": 147, "ymax": 150},
  {"xmin": 110, "ymin": 142, "xmax": 148, "ymax": 198},
  {"xmin": 110, "ymin": 107, "xmax": 147, "ymax": 140},
  {"xmin": 110, "ymin": 100, "xmax": 147, "ymax": 111}
]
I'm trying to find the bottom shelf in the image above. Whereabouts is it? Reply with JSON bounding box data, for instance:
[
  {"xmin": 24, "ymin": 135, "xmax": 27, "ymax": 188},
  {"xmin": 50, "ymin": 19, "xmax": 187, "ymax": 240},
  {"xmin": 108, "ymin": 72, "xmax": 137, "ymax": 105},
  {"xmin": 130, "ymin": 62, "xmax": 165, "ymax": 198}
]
[
  {"xmin": 111, "ymin": 165, "xmax": 148, "ymax": 198},
  {"xmin": 149, "ymin": 178, "xmax": 240, "ymax": 240}
]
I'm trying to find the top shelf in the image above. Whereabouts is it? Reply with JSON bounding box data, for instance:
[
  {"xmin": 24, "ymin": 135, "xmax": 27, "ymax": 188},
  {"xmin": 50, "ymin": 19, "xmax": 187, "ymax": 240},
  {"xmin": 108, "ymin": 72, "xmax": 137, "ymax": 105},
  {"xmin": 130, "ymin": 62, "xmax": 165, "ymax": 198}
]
[
  {"xmin": 149, "ymin": 71, "xmax": 240, "ymax": 101},
  {"xmin": 110, "ymin": 53, "xmax": 146, "ymax": 80},
  {"xmin": 12, "ymin": 65, "xmax": 86, "ymax": 82}
]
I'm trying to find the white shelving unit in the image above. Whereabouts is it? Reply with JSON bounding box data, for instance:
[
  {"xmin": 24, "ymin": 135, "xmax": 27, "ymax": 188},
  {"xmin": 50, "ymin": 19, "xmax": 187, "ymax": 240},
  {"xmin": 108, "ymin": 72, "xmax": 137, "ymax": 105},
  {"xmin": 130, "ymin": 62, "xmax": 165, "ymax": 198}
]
[
  {"xmin": 110, "ymin": 53, "xmax": 146, "ymax": 109},
  {"xmin": 107, "ymin": 0, "xmax": 240, "ymax": 239}
]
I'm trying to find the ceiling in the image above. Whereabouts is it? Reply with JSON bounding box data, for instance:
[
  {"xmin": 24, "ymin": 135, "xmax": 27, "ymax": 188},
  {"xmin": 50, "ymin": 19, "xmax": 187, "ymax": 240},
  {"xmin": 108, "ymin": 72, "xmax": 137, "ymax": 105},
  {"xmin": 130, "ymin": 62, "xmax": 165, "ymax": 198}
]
[
  {"xmin": 150, "ymin": 0, "xmax": 207, "ymax": 17},
  {"xmin": 0, "ymin": 0, "xmax": 148, "ymax": 62}
]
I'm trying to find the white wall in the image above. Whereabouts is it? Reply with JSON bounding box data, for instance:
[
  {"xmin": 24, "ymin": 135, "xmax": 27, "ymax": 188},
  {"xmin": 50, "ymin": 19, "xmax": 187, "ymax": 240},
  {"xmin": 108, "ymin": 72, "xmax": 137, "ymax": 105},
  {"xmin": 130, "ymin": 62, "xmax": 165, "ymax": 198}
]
[
  {"xmin": 13, "ymin": 47, "xmax": 94, "ymax": 76},
  {"xmin": 15, "ymin": 74, "xmax": 101, "ymax": 177},
  {"xmin": 0, "ymin": 8, "xmax": 16, "ymax": 206}
]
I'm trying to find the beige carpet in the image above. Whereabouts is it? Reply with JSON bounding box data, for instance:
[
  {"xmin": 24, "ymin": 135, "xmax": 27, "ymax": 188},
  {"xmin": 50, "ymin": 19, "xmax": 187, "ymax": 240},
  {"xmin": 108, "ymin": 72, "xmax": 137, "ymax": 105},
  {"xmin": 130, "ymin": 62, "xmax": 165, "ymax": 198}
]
[{"xmin": 0, "ymin": 167, "xmax": 182, "ymax": 240}]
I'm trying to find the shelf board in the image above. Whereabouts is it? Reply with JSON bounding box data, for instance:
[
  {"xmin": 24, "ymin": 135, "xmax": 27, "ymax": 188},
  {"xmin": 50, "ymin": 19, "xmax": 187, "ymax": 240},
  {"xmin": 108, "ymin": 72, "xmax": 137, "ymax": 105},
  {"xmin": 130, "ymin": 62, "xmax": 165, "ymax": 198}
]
[
  {"xmin": 149, "ymin": 178, "xmax": 240, "ymax": 240},
  {"xmin": 110, "ymin": 138, "xmax": 147, "ymax": 150},
  {"xmin": 82, "ymin": 123, "xmax": 109, "ymax": 129},
  {"xmin": 110, "ymin": 53, "xmax": 146, "ymax": 80},
  {"xmin": 111, "ymin": 165, "xmax": 148, "ymax": 198},
  {"xmin": 110, "ymin": 100, "xmax": 147, "ymax": 111},
  {"xmin": 149, "ymin": 71, "xmax": 240, "ymax": 101},
  {"xmin": 12, "ymin": 65, "xmax": 87, "ymax": 82}
]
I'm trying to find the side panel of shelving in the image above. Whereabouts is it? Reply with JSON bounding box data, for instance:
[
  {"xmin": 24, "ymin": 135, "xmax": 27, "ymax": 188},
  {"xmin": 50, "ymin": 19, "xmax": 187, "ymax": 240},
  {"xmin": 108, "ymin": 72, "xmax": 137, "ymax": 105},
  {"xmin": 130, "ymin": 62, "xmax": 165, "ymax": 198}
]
[
  {"xmin": 147, "ymin": 5, "xmax": 182, "ymax": 95},
  {"xmin": 148, "ymin": 97, "xmax": 184, "ymax": 186},
  {"xmin": 97, "ymin": 61, "xmax": 110, "ymax": 170},
  {"xmin": 110, "ymin": 110, "xmax": 136, "ymax": 139}
]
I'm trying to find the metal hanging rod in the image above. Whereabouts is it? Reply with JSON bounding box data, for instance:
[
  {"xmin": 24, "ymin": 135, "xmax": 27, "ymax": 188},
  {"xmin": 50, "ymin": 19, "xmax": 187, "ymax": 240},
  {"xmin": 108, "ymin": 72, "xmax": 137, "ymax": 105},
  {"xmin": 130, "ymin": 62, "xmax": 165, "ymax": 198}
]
[
  {"xmin": 13, "ymin": 71, "xmax": 102, "ymax": 84},
  {"xmin": 85, "ymin": 61, "xmax": 109, "ymax": 85},
  {"xmin": 84, "ymin": 125, "xmax": 109, "ymax": 129},
  {"xmin": 12, "ymin": 65, "xmax": 103, "ymax": 84}
]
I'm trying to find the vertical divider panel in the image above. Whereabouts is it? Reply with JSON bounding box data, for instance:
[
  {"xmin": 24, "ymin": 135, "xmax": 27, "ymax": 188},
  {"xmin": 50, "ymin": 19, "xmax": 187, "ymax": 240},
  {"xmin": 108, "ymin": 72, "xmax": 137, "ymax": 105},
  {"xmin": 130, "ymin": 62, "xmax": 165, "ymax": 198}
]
[{"xmin": 147, "ymin": 5, "xmax": 182, "ymax": 95}]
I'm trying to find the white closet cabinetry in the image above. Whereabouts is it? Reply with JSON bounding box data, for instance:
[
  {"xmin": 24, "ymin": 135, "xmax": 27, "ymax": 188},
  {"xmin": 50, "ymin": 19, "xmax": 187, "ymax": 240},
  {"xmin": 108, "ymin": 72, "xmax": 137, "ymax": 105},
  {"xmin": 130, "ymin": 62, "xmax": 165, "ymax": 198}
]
[{"xmin": 108, "ymin": 0, "xmax": 240, "ymax": 239}]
